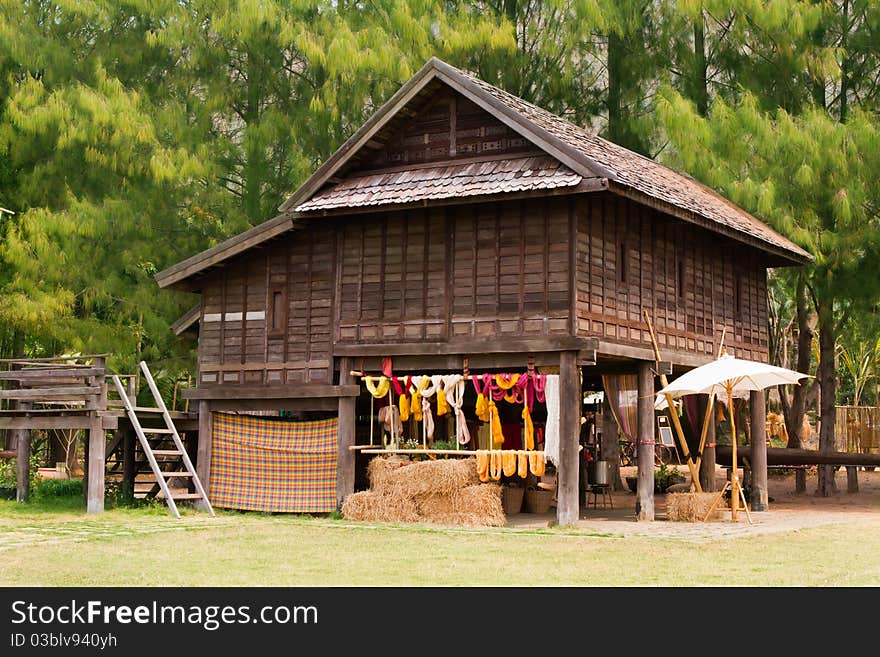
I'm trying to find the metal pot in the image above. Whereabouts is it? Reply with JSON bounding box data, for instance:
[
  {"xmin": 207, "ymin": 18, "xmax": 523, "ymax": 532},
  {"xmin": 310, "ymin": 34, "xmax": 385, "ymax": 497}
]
[{"xmin": 590, "ymin": 460, "xmax": 609, "ymax": 486}]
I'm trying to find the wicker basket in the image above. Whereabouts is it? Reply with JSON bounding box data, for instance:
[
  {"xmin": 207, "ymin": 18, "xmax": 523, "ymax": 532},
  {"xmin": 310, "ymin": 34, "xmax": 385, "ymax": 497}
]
[
  {"xmin": 524, "ymin": 486, "xmax": 553, "ymax": 514},
  {"xmin": 501, "ymin": 484, "xmax": 525, "ymax": 515}
]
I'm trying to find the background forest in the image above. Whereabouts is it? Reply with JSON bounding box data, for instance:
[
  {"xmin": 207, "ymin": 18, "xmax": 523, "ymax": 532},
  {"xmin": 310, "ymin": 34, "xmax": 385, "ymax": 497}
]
[{"xmin": 0, "ymin": 1, "xmax": 878, "ymax": 483}]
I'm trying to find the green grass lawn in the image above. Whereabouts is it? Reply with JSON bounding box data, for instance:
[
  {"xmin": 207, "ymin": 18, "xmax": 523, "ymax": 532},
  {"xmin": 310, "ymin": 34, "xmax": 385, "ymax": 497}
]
[{"xmin": 2, "ymin": 497, "xmax": 879, "ymax": 586}]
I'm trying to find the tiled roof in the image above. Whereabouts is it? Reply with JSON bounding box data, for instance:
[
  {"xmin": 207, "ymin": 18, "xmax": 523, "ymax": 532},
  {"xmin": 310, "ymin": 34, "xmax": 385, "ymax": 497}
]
[
  {"xmin": 458, "ymin": 69, "xmax": 811, "ymax": 261},
  {"xmin": 294, "ymin": 156, "xmax": 584, "ymax": 211}
]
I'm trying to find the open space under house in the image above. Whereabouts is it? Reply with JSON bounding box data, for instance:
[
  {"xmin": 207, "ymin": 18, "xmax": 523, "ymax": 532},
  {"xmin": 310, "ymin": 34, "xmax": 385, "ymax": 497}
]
[{"xmin": 13, "ymin": 57, "xmax": 864, "ymax": 525}]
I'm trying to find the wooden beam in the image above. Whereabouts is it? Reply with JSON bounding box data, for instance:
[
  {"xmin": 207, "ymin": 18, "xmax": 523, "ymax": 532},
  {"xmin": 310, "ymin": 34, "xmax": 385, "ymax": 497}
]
[
  {"xmin": 333, "ymin": 336, "xmax": 598, "ymax": 358},
  {"xmin": 0, "ymin": 416, "xmax": 115, "ymax": 431},
  {"xmin": 715, "ymin": 445, "xmax": 880, "ymax": 467},
  {"xmin": 203, "ymin": 398, "xmax": 339, "ymax": 413},
  {"xmin": 597, "ymin": 340, "xmax": 716, "ymax": 369},
  {"xmin": 556, "ymin": 350, "xmax": 581, "ymax": 526},
  {"xmin": 14, "ymin": 401, "xmax": 31, "ymax": 502},
  {"xmin": 346, "ymin": 351, "xmax": 582, "ymax": 373},
  {"xmin": 183, "ymin": 384, "xmax": 360, "ymax": 401},
  {"xmin": 195, "ymin": 400, "xmax": 212, "ymax": 512},
  {"xmin": 749, "ymin": 390, "xmax": 768, "ymax": 511},
  {"xmin": 0, "ymin": 355, "xmax": 106, "ymax": 363},
  {"xmin": 336, "ymin": 357, "xmax": 356, "ymax": 510},
  {"xmin": 0, "ymin": 367, "xmax": 105, "ymax": 380},
  {"xmin": 0, "ymin": 450, "xmax": 15, "ymax": 459},
  {"xmin": 0, "ymin": 386, "xmax": 101, "ymax": 401},
  {"xmin": 636, "ymin": 360, "xmax": 655, "ymax": 521},
  {"xmin": 86, "ymin": 417, "xmax": 105, "ymax": 513}
]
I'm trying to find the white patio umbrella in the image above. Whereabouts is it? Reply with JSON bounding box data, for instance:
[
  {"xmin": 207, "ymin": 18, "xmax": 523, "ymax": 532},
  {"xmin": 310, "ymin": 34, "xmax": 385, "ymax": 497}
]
[{"xmin": 655, "ymin": 353, "xmax": 810, "ymax": 522}]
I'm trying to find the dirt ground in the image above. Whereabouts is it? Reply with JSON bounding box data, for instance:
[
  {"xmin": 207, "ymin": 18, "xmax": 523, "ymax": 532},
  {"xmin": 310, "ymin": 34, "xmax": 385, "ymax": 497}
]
[{"xmin": 507, "ymin": 464, "xmax": 880, "ymax": 541}]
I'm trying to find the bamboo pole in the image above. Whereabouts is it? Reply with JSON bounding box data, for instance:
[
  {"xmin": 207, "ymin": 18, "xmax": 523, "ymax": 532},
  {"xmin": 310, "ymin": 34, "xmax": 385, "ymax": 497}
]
[
  {"xmin": 359, "ymin": 449, "xmax": 479, "ymax": 455},
  {"xmin": 643, "ymin": 311, "xmax": 702, "ymax": 493}
]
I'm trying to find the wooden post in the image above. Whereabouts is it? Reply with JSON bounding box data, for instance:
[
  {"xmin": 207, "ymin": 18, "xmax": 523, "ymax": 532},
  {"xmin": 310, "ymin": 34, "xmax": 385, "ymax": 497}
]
[
  {"xmin": 750, "ymin": 390, "xmax": 768, "ymax": 511},
  {"xmin": 846, "ymin": 466, "xmax": 859, "ymax": 493},
  {"xmin": 557, "ymin": 350, "xmax": 581, "ymax": 526},
  {"xmin": 122, "ymin": 427, "xmax": 136, "ymax": 503},
  {"xmin": 699, "ymin": 394, "xmax": 717, "ymax": 492},
  {"xmin": 636, "ymin": 360, "xmax": 654, "ymax": 521},
  {"xmin": 13, "ymin": 401, "xmax": 31, "ymax": 502},
  {"xmin": 86, "ymin": 417, "xmax": 105, "ymax": 513},
  {"xmin": 336, "ymin": 357, "xmax": 356, "ymax": 510},
  {"xmin": 195, "ymin": 400, "xmax": 213, "ymax": 512}
]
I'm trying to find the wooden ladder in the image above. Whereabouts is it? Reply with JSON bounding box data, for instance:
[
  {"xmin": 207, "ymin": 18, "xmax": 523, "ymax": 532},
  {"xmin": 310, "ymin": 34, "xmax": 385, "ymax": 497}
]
[{"xmin": 110, "ymin": 362, "xmax": 214, "ymax": 518}]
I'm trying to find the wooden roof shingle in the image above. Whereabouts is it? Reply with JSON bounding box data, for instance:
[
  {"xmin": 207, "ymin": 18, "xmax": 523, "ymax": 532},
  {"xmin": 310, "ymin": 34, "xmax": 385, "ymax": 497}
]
[{"xmin": 156, "ymin": 57, "xmax": 810, "ymax": 290}]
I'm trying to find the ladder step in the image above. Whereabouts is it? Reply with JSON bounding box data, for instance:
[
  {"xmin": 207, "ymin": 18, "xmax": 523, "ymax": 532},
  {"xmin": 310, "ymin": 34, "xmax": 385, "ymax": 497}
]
[
  {"xmin": 132, "ymin": 406, "xmax": 163, "ymax": 413},
  {"xmin": 142, "ymin": 428, "xmax": 173, "ymax": 434},
  {"xmin": 169, "ymin": 493, "xmax": 203, "ymax": 500},
  {"xmin": 160, "ymin": 471, "xmax": 194, "ymax": 477},
  {"xmin": 151, "ymin": 450, "xmax": 182, "ymax": 456}
]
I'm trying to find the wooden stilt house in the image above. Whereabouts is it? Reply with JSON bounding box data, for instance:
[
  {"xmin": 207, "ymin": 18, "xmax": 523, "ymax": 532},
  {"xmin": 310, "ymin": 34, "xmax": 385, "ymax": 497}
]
[{"xmin": 155, "ymin": 58, "xmax": 810, "ymax": 523}]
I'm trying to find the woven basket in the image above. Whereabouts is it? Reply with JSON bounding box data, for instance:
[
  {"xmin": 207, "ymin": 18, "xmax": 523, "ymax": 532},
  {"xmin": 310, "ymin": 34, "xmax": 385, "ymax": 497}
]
[
  {"xmin": 501, "ymin": 484, "xmax": 525, "ymax": 515},
  {"xmin": 524, "ymin": 486, "xmax": 553, "ymax": 514}
]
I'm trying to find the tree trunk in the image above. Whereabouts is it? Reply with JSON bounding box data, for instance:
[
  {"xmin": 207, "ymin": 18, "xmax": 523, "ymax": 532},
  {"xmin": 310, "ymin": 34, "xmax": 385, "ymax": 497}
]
[
  {"xmin": 691, "ymin": 11, "xmax": 709, "ymax": 116},
  {"xmin": 783, "ymin": 274, "xmax": 813, "ymax": 448},
  {"xmin": 636, "ymin": 361, "xmax": 655, "ymax": 521},
  {"xmin": 816, "ymin": 305, "xmax": 838, "ymax": 496}
]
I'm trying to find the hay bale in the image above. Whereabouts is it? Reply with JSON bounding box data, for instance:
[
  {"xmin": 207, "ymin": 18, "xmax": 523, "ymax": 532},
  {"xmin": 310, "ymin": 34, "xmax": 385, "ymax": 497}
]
[
  {"xmin": 367, "ymin": 456, "xmax": 411, "ymax": 490},
  {"xmin": 666, "ymin": 492, "xmax": 723, "ymax": 522},
  {"xmin": 414, "ymin": 484, "xmax": 505, "ymax": 527},
  {"xmin": 341, "ymin": 490, "xmax": 419, "ymax": 523},
  {"xmin": 372, "ymin": 457, "xmax": 479, "ymax": 497}
]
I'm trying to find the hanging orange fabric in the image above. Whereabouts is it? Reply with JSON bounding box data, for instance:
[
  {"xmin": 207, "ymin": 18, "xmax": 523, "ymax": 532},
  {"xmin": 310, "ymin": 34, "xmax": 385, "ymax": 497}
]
[
  {"xmin": 476, "ymin": 450, "xmax": 490, "ymax": 483},
  {"xmin": 517, "ymin": 450, "xmax": 529, "ymax": 478},
  {"xmin": 502, "ymin": 450, "xmax": 517, "ymax": 477},
  {"xmin": 489, "ymin": 401, "xmax": 504, "ymax": 446},
  {"xmin": 436, "ymin": 387, "xmax": 450, "ymax": 416},
  {"xmin": 494, "ymin": 373, "xmax": 520, "ymax": 403},
  {"xmin": 522, "ymin": 405, "xmax": 534, "ymax": 451},
  {"xmin": 529, "ymin": 451, "xmax": 546, "ymax": 477}
]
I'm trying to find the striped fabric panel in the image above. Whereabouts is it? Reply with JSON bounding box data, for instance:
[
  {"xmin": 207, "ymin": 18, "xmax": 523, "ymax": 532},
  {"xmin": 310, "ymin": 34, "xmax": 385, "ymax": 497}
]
[{"xmin": 210, "ymin": 412, "xmax": 338, "ymax": 513}]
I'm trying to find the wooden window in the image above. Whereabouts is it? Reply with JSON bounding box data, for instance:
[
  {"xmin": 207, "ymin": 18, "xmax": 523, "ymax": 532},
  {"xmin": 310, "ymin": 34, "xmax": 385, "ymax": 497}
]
[
  {"xmin": 268, "ymin": 285, "xmax": 287, "ymax": 338},
  {"xmin": 619, "ymin": 241, "xmax": 627, "ymax": 284}
]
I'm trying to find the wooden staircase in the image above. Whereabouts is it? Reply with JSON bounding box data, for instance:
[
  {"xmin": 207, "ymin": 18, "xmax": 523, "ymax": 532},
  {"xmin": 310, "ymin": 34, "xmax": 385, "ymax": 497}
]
[{"xmin": 110, "ymin": 362, "xmax": 214, "ymax": 518}]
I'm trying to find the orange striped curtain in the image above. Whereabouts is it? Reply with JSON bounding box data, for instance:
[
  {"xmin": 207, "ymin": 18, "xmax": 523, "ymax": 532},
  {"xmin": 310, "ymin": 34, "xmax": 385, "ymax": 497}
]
[{"xmin": 602, "ymin": 375, "xmax": 639, "ymax": 442}]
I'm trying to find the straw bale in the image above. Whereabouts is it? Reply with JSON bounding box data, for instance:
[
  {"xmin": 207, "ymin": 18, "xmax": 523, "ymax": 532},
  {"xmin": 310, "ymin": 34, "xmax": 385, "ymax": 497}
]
[
  {"xmin": 341, "ymin": 490, "xmax": 419, "ymax": 523},
  {"xmin": 666, "ymin": 492, "xmax": 723, "ymax": 522},
  {"xmin": 372, "ymin": 457, "xmax": 479, "ymax": 497},
  {"xmin": 367, "ymin": 456, "xmax": 411, "ymax": 490},
  {"xmin": 416, "ymin": 484, "xmax": 505, "ymax": 527}
]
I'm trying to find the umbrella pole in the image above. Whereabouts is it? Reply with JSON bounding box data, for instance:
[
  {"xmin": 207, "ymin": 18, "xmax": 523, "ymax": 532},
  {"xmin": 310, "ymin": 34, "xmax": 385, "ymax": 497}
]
[{"xmin": 728, "ymin": 381, "xmax": 739, "ymax": 522}]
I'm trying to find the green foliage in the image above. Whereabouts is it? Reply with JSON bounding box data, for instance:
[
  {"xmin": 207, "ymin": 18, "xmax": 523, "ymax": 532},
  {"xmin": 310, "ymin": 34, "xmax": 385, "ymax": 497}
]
[{"xmin": 32, "ymin": 477, "xmax": 83, "ymax": 500}]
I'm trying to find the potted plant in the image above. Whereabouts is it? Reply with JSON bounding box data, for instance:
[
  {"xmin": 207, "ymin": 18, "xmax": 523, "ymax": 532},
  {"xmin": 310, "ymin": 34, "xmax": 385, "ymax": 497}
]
[
  {"xmin": 654, "ymin": 463, "xmax": 686, "ymax": 493},
  {"xmin": 0, "ymin": 457, "xmax": 16, "ymax": 500}
]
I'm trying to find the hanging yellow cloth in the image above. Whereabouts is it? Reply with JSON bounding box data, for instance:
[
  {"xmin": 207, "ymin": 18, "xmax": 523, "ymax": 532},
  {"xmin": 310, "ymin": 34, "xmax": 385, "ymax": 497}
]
[
  {"xmin": 364, "ymin": 376, "xmax": 390, "ymax": 398},
  {"xmin": 529, "ymin": 451, "xmax": 546, "ymax": 477},
  {"xmin": 489, "ymin": 401, "xmax": 504, "ymax": 446},
  {"xmin": 475, "ymin": 393, "xmax": 489, "ymax": 422},
  {"xmin": 411, "ymin": 394, "xmax": 422, "ymax": 421},
  {"xmin": 502, "ymin": 450, "xmax": 517, "ymax": 477},
  {"xmin": 436, "ymin": 387, "xmax": 450, "ymax": 416},
  {"xmin": 517, "ymin": 450, "xmax": 529, "ymax": 478},
  {"xmin": 399, "ymin": 394, "xmax": 410, "ymax": 422},
  {"xmin": 522, "ymin": 405, "xmax": 534, "ymax": 451},
  {"xmin": 489, "ymin": 450, "xmax": 503, "ymax": 481},
  {"xmin": 476, "ymin": 450, "xmax": 490, "ymax": 483}
]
